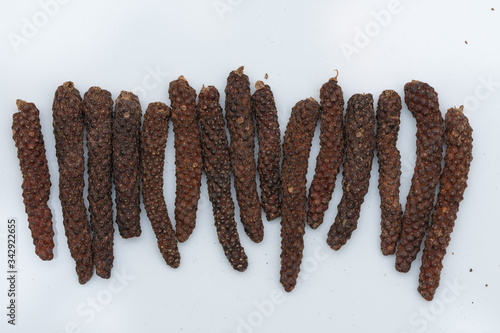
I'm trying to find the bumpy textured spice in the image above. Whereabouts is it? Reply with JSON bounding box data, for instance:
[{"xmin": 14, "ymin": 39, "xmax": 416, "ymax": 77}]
[
  {"xmin": 280, "ymin": 98, "xmax": 320, "ymax": 292},
  {"xmin": 225, "ymin": 66, "xmax": 264, "ymax": 242},
  {"xmin": 418, "ymin": 106, "xmax": 473, "ymax": 301},
  {"xmin": 395, "ymin": 81, "xmax": 444, "ymax": 273},
  {"xmin": 198, "ymin": 86, "xmax": 248, "ymax": 271},
  {"xmin": 376, "ymin": 90, "xmax": 403, "ymax": 256},
  {"xmin": 112, "ymin": 91, "xmax": 142, "ymax": 239},
  {"xmin": 327, "ymin": 94, "xmax": 375, "ymax": 251},
  {"xmin": 251, "ymin": 80, "xmax": 282, "ymax": 221},
  {"xmin": 307, "ymin": 76, "xmax": 345, "ymax": 229},
  {"xmin": 141, "ymin": 102, "xmax": 181, "ymax": 268},
  {"xmin": 83, "ymin": 87, "xmax": 114, "ymax": 278},
  {"xmin": 53, "ymin": 82, "xmax": 93, "ymax": 284},
  {"xmin": 169, "ymin": 76, "xmax": 203, "ymax": 243},
  {"xmin": 12, "ymin": 100, "xmax": 54, "ymax": 261}
]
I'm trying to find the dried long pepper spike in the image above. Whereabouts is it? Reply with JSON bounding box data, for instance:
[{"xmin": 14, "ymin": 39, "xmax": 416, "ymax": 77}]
[
  {"xmin": 169, "ymin": 76, "xmax": 202, "ymax": 243},
  {"xmin": 112, "ymin": 91, "xmax": 142, "ymax": 239},
  {"xmin": 12, "ymin": 100, "xmax": 54, "ymax": 261},
  {"xmin": 307, "ymin": 75, "xmax": 345, "ymax": 229},
  {"xmin": 251, "ymin": 80, "xmax": 282, "ymax": 221},
  {"xmin": 327, "ymin": 94, "xmax": 375, "ymax": 251},
  {"xmin": 225, "ymin": 66, "xmax": 264, "ymax": 242},
  {"xmin": 376, "ymin": 90, "xmax": 403, "ymax": 255},
  {"xmin": 141, "ymin": 102, "xmax": 181, "ymax": 268},
  {"xmin": 280, "ymin": 98, "xmax": 320, "ymax": 292},
  {"xmin": 418, "ymin": 106, "xmax": 473, "ymax": 301},
  {"xmin": 53, "ymin": 81, "xmax": 93, "ymax": 284},
  {"xmin": 395, "ymin": 81, "xmax": 444, "ymax": 273},
  {"xmin": 83, "ymin": 87, "xmax": 114, "ymax": 278},
  {"xmin": 198, "ymin": 85, "xmax": 248, "ymax": 271}
]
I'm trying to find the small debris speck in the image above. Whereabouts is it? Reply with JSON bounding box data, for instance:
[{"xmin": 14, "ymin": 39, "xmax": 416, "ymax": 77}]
[
  {"xmin": 469, "ymin": 268, "xmax": 473, "ymax": 272},
  {"xmin": 465, "ymin": 40, "xmax": 468, "ymax": 44}
]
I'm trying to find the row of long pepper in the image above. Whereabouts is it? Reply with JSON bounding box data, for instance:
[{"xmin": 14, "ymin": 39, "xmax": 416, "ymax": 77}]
[{"xmin": 12, "ymin": 67, "xmax": 473, "ymax": 301}]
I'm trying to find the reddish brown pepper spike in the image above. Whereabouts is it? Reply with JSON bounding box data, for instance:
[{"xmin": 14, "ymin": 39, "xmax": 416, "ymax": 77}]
[
  {"xmin": 327, "ymin": 93, "xmax": 376, "ymax": 251},
  {"xmin": 225, "ymin": 67, "xmax": 264, "ymax": 242},
  {"xmin": 198, "ymin": 85, "xmax": 248, "ymax": 271},
  {"xmin": 280, "ymin": 97, "xmax": 320, "ymax": 292},
  {"xmin": 112, "ymin": 91, "xmax": 142, "ymax": 239},
  {"xmin": 418, "ymin": 106, "xmax": 473, "ymax": 301},
  {"xmin": 307, "ymin": 73, "xmax": 345, "ymax": 229},
  {"xmin": 376, "ymin": 90, "xmax": 403, "ymax": 255},
  {"xmin": 252, "ymin": 80, "xmax": 282, "ymax": 221},
  {"xmin": 53, "ymin": 81, "xmax": 93, "ymax": 284},
  {"xmin": 83, "ymin": 87, "xmax": 115, "ymax": 278},
  {"xmin": 12, "ymin": 100, "xmax": 55, "ymax": 261},
  {"xmin": 395, "ymin": 80, "xmax": 444, "ymax": 273},
  {"xmin": 169, "ymin": 76, "xmax": 203, "ymax": 243},
  {"xmin": 141, "ymin": 102, "xmax": 181, "ymax": 268}
]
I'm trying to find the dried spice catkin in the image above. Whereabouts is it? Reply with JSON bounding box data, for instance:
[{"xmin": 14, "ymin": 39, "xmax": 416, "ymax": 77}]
[
  {"xmin": 418, "ymin": 106, "xmax": 473, "ymax": 301},
  {"xmin": 141, "ymin": 102, "xmax": 181, "ymax": 268},
  {"xmin": 53, "ymin": 81, "xmax": 93, "ymax": 284},
  {"xmin": 327, "ymin": 94, "xmax": 375, "ymax": 251},
  {"xmin": 395, "ymin": 81, "xmax": 444, "ymax": 273},
  {"xmin": 198, "ymin": 85, "xmax": 248, "ymax": 271},
  {"xmin": 83, "ymin": 87, "xmax": 114, "ymax": 278},
  {"xmin": 280, "ymin": 98, "xmax": 320, "ymax": 292},
  {"xmin": 376, "ymin": 90, "xmax": 403, "ymax": 256},
  {"xmin": 307, "ymin": 75, "xmax": 345, "ymax": 229},
  {"xmin": 12, "ymin": 100, "xmax": 54, "ymax": 261},
  {"xmin": 225, "ymin": 66, "xmax": 264, "ymax": 242},
  {"xmin": 112, "ymin": 91, "xmax": 142, "ymax": 239},
  {"xmin": 169, "ymin": 76, "xmax": 202, "ymax": 243},
  {"xmin": 252, "ymin": 80, "xmax": 282, "ymax": 221}
]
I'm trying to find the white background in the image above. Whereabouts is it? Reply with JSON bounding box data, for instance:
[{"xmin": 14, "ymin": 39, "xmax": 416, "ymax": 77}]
[{"xmin": 1, "ymin": 0, "xmax": 499, "ymax": 332}]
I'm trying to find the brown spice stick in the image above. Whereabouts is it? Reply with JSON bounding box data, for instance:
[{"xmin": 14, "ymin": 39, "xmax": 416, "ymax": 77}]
[
  {"xmin": 83, "ymin": 87, "xmax": 114, "ymax": 278},
  {"xmin": 12, "ymin": 100, "xmax": 54, "ymax": 261},
  {"xmin": 141, "ymin": 102, "xmax": 181, "ymax": 268},
  {"xmin": 225, "ymin": 66, "xmax": 264, "ymax": 242},
  {"xmin": 112, "ymin": 91, "xmax": 142, "ymax": 239},
  {"xmin": 327, "ymin": 93, "xmax": 375, "ymax": 251},
  {"xmin": 395, "ymin": 81, "xmax": 444, "ymax": 273},
  {"xmin": 252, "ymin": 81, "xmax": 282, "ymax": 221},
  {"xmin": 169, "ymin": 76, "xmax": 203, "ymax": 243},
  {"xmin": 53, "ymin": 81, "xmax": 93, "ymax": 284},
  {"xmin": 198, "ymin": 85, "xmax": 248, "ymax": 271},
  {"xmin": 418, "ymin": 106, "xmax": 473, "ymax": 301},
  {"xmin": 280, "ymin": 98, "xmax": 320, "ymax": 292},
  {"xmin": 376, "ymin": 90, "xmax": 403, "ymax": 255}
]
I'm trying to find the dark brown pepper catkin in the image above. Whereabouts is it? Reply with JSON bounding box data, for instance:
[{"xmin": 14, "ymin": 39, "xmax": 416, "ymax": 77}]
[
  {"xmin": 376, "ymin": 90, "xmax": 403, "ymax": 256},
  {"xmin": 169, "ymin": 76, "xmax": 203, "ymax": 243},
  {"xmin": 307, "ymin": 76, "xmax": 345, "ymax": 229},
  {"xmin": 252, "ymin": 80, "xmax": 282, "ymax": 221},
  {"xmin": 83, "ymin": 87, "xmax": 114, "ymax": 278},
  {"xmin": 141, "ymin": 102, "xmax": 181, "ymax": 268},
  {"xmin": 418, "ymin": 106, "xmax": 473, "ymax": 301},
  {"xmin": 327, "ymin": 94, "xmax": 375, "ymax": 251},
  {"xmin": 53, "ymin": 81, "xmax": 93, "ymax": 284},
  {"xmin": 112, "ymin": 91, "xmax": 142, "ymax": 239},
  {"xmin": 12, "ymin": 100, "xmax": 54, "ymax": 261},
  {"xmin": 280, "ymin": 98, "xmax": 320, "ymax": 292},
  {"xmin": 395, "ymin": 81, "xmax": 444, "ymax": 273},
  {"xmin": 225, "ymin": 66, "xmax": 264, "ymax": 242},
  {"xmin": 198, "ymin": 86, "xmax": 248, "ymax": 271}
]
